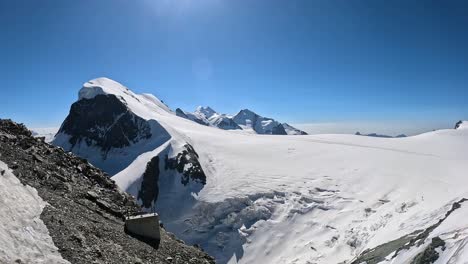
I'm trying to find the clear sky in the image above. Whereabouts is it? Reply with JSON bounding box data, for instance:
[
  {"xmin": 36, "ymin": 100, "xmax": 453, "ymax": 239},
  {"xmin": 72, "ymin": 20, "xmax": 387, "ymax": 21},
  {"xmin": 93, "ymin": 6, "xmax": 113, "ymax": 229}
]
[{"xmin": 1, "ymin": 0, "xmax": 467, "ymax": 135}]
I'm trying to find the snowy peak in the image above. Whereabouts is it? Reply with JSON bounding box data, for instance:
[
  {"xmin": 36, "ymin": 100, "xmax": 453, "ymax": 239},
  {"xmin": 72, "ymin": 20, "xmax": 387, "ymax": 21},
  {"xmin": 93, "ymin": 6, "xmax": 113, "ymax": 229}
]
[
  {"xmin": 176, "ymin": 108, "xmax": 209, "ymax": 126},
  {"xmin": 195, "ymin": 106, "xmax": 217, "ymax": 119},
  {"xmin": 177, "ymin": 107, "xmax": 306, "ymax": 135},
  {"xmin": 232, "ymin": 109, "xmax": 257, "ymax": 126},
  {"xmin": 79, "ymin": 77, "xmax": 132, "ymax": 100},
  {"xmin": 232, "ymin": 109, "xmax": 287, "ymax": 135},
  {"xmin": 79, "ymin": 77, "xmax": 172, "ymax": 115},
  {"xmin": 176, "ymin": 106, "xmax": 241, "ymax": 130},
  {"xmin": 455, "ymin": 120, "xmax": 468, "ymax": 130},
  {"xmin": 54, "ymin": 77, "xmax": 175, "ymax": 174}
]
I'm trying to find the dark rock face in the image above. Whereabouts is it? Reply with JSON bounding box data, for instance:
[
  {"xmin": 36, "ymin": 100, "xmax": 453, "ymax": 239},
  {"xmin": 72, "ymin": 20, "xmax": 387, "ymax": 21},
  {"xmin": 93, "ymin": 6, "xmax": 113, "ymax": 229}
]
[
  {"xmin": 165, "ymin": 144, "xmax": 207, "ymax": 186},
  {"xmin": 212, "ymin": 117, "xmax": 242, "ymax": 130},
  {"xmin": 411, "ymin": 237, "xmax": 446, "ymax": 264},
  {"xmin": 455, "ymin": 120, "xmax": 463, "ymax": 129},
  {"xmin": 138, "ymin": 156, "xmax": 160, "ymax": 209},
  {"xmin": 0, "ymin": 119, "xmax": 214, "ymax": 264},
  {"xmin": 233, "ymin": 109, "xmax": 288, "ymax": 135},
  {"xmin": 57, "ymin": 94, "xmax": 152, "ymax": 152},
  {"xmin": 271, "ymin": 123, "xmax": 287, "ymax": 135},
  {"xmin": 175, "ymin": 108, "xmax": 189, "ymax": 119},
  {"xmin": 137, "ymin": 144, "xmax": 207, "ymax": 209}
]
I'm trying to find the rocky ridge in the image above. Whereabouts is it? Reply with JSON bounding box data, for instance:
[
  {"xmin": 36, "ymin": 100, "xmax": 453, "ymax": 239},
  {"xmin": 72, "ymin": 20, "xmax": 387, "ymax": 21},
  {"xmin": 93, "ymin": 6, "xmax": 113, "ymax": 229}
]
[{"xmin": 0, "ymin": 119, "xmax": 214, "ymax": 264}]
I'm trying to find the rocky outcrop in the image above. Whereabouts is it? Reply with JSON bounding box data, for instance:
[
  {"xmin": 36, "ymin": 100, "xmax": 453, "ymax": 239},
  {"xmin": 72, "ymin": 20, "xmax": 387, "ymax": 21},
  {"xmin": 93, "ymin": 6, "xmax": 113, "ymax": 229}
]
[
  {"xmin": 271, "ymin": 123, "xmax": 287, "ymax": 135},
  {"xmin": 411, "ymin": 237, "xmax": 446, "ymax": 264},
  {"xmin": 165, "ymin": 144, "xmax": 207, "ymax": 186},
  {"xmin": 56, "ymin": 94, "xmax": 152, "ymax": 152},
  {"xmin": 0, "ymin": 119, "xmax": 214, "ymax": 264},
  {"xmin": 53, "ymin": 93, "xmax": 171, "ymax": 175},
  {"xmin": 175, "ymin": 108, "xmax": 189, "ymax": 119},
  {"xmin": 138, "ymin": 156, "xmax": 160, "ymax": 209},
  {"xmin": 135, "ymin": 144, "xmax": 207, "ymax": 210}
]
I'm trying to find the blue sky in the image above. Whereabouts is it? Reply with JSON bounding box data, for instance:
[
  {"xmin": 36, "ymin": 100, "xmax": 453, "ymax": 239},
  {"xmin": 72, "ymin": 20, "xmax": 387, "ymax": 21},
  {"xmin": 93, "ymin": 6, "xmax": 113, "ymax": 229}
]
[{"xmin": 1, "ymin": 0, "xmax": 467, "ymax": 134}]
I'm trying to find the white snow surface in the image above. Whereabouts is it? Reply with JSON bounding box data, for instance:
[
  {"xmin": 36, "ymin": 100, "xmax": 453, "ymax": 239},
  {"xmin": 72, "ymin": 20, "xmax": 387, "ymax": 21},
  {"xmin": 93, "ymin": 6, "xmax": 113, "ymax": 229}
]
[
  {"xmin": 0, "ymin": 161, "xmax": 69, "ymax": 264},
  {"xmin": 79, "ymin": 77, "xmax": 172, "ymax": 115},
  {"xmin": 73, "ymin": 78, "xmax": 468, "ymax": 264},
  {"xmin": 456, "ymin": 120, "xmax": 468, "ymax": 130}
]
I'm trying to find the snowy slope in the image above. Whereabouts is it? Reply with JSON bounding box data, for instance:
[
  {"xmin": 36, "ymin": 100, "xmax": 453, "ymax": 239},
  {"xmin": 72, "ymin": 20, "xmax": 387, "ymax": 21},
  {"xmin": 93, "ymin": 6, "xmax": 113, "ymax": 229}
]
[
  {"xmin": 0, "ymin": 161, "xmax": 69, "ymax": 264},
  {"xmin": 282, "ymin": 122, "xmax": 308, "ymax": 135},
  {"xmin": 55, "ymin": 78, "xmax": 468, "ymax": 264},
  {"xmin": 455, "ymin": 120, "xmax": 467, "ymax": 130}
]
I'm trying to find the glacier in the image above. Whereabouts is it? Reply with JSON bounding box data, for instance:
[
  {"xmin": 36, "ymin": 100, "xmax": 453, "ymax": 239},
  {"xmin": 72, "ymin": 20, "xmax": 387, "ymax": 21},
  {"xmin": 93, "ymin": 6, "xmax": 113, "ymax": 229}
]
[{"xmin": 53, "ymin": 77, "xmax": 468, "ymax": 264}]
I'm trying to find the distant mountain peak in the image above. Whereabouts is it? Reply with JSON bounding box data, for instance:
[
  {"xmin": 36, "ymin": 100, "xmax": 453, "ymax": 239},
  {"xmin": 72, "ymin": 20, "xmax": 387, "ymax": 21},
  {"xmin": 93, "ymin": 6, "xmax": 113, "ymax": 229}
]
[
  {"xmin": 195, "ymin": 106, "xmax": 217, "ymax": 119},
  {"xmin": 355, "ymin": 132, "xmax": 407, "ymax": 138}
]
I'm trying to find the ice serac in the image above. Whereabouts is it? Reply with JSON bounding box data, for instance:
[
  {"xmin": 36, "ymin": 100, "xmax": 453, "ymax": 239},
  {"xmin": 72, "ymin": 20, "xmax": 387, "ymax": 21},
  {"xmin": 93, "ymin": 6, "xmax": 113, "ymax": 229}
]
[
  {"xmin": 195, "ymin": 106, "xmax": 217, "ymax": 119},
  {"xmin": 232, "ymin": 109, "xmax": 287, "ymax": 135}
]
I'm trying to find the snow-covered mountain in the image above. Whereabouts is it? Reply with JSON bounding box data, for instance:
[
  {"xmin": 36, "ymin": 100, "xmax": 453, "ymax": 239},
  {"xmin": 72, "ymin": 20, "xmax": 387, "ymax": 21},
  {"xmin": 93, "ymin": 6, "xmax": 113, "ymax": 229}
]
[
  {"xmin": 177, "ymin": 106, "xmax": 307, "ymax": 135},
  {"xmin": 176, "ymin": 106, "xmax": 242, "ymax": 130},
  {"xmin": 232, "ymin": 109, "xmax": 287, "ymax": 135},
  {"xmin": 355, "ymin": 132, "xmax": 407, "ymax": 138},
  {"xmin": 53, "ymin": 78, "xmax": 468, "ymax": 264}
]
